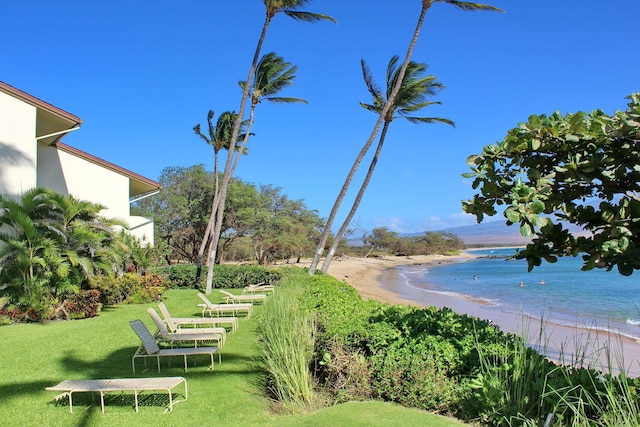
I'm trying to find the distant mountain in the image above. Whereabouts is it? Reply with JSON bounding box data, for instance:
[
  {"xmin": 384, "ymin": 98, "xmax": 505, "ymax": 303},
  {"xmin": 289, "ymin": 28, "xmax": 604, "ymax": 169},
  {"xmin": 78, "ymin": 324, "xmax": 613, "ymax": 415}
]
[{"xmin": 439, "ymin": 220, "xmax": 531, "ymax": 247}]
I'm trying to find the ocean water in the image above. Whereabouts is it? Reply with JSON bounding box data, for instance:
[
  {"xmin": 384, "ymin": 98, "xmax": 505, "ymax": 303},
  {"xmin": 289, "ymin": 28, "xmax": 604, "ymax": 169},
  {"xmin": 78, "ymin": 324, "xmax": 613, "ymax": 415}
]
[{"xmin": 394, "ymin": 248, "xmax": 640, "ymax": 342}]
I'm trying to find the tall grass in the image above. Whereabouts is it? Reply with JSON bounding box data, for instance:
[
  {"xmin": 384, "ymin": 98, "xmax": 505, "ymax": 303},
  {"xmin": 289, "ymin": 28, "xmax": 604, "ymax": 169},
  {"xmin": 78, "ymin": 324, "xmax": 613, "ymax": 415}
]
[
  {"xmin": 257, "ymin": 272, "xmax": 316, "ymax": 412},
  {"xmin": 472, "ymin": 315, "xmax": 640, "ymax": 426}
]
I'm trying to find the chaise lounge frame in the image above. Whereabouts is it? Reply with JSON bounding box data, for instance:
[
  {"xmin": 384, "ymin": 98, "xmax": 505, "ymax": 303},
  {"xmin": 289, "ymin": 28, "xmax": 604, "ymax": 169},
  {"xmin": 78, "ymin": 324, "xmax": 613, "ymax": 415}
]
[
  {"xmin": 130, "ymin": 319, "xmax": 220, "ymax": 373},
  {"xmin": 46, "ymin": 376, "xmax": 187, "ymax": 413}
]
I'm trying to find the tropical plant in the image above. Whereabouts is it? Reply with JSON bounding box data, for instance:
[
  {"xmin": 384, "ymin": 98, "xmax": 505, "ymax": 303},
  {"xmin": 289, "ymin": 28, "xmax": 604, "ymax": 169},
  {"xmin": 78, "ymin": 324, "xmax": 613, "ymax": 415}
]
[
  {"xmin": 0, "ymin": 188, "xmax": 125, "ymax": 320},
  {"xmin": 320, "ymin": 56, "xmax": 453, "ymax": 272},
  {"xmin": 234, "ymin": 51, "xmax": 307, "ymax": 175},
  {"xmin": 208, "ymin": 0, "xmax": 335, "ymax": 288},
  {"xmin": 202, "ymin": 52, "xmax": 307, "ymax": 291},
  {"xmin": 308, "ymin": 0, "xmax": 502, "ymax": 275},
  {"xmin": 463, "ymin": 93, "xmax": 640, "ymax": 275},
  {"xmin": 194, "ymin": 111, "xmax": 250, "ymax": 265}
]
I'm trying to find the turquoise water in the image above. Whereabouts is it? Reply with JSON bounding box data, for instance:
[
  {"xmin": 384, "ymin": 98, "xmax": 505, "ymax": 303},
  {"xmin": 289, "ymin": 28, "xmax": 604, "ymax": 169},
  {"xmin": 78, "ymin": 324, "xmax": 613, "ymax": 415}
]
[{"xmin": 394, "ymin": 248, "xmax": 640, "ymax": 341}]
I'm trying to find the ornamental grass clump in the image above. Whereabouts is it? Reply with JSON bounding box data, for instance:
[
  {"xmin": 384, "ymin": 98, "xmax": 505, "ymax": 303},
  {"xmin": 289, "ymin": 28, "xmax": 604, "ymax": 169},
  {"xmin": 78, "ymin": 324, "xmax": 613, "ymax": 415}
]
[{"xmin": 257, "ymin": 274, "xmax": 316, "ymax": 412}]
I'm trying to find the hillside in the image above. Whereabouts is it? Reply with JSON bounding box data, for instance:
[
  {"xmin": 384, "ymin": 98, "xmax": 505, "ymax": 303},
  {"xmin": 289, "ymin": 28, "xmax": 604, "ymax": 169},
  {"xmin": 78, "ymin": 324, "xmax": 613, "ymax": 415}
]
[{"xmin": 441, "ymin": 220, "xmax": 531, "ymax": 247}]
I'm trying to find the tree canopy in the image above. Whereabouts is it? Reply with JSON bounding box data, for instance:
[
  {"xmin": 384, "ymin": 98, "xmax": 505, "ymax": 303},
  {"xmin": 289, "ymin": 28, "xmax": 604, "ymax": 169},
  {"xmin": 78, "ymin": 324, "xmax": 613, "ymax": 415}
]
[
  {"xmin": 132, "ymin": 165, "xmax": 323, "ymax": 265},
  {"xmin": 463, "ymin": 93, "xmax": 640, "ymax": 275}
]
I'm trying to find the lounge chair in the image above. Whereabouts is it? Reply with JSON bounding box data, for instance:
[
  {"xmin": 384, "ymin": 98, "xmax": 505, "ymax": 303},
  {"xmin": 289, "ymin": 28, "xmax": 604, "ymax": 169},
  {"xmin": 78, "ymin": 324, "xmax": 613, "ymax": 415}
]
[
  {"xmin": 197, "ymin": 293, "xmax": 253, "ymax": 319},
  {"xmin": 46, "ymin": 377, "xmax": 187, "ymax": 413},
  {"xmin": 147, "ymin": 308, "xmax": 223, "ymax": 348},
  {"xmin": 129, "ymin": 319, "xmax": 220, "ymax": 373},
  {"xmin": 243, "ymin": 282, "xmax": 275, "ymax": 294},
  {"xmin": 158, "ymin": 302, "xmax": 229, "ymax": 342},
  {"xmin": 219, "ymin": 289, "xmax": 267, "ymax": 304}
]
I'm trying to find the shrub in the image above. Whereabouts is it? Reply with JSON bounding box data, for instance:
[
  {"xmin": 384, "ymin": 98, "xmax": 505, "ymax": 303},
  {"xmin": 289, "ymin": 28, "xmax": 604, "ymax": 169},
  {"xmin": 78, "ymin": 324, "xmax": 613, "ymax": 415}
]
[
  {"xmin": 155, "ymin": 264, "xmax": 283, "ymax": 290},
  {"xmin": 368, "ymin": 336, "xmax": 459, "ymax": 412},
  {"xmin": 88, "ymin": 275, "xmax": 128, "ymax": 306},
  {"xmin": 317, "ymin": 337, "xmax": 373, "ymax": 403},
  {"xmin": 63, "ymin": 289, "xmax": 101, "ymax": 319}
]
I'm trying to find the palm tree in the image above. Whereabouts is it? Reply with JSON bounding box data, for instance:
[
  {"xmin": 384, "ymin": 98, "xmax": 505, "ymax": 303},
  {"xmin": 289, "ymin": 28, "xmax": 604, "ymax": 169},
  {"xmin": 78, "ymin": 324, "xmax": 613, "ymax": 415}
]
[
  {"xmin": 233, "ymin": 52, "xmax": 307, "ymax": 175},
  {"xmin": 193, "ymin": 110, "xmax": 249, "ymax": 264},
  {"xmin": 206, "ymin": 0, "xmax": 335, "ymax": 292},
  {"xmin": 308, "ymin": 0, "xmax": 501, "ymax": 275},
  {"xmin": 320, "ymin": 56, "xmax": 454, "ymax": 273},
  {"xmin": 48, "ymin": 192, "xmax": 127, "ymax": 282},
  {"xmin": 203, "ymin": 52, "xmax": 308, "ymax": 293}
]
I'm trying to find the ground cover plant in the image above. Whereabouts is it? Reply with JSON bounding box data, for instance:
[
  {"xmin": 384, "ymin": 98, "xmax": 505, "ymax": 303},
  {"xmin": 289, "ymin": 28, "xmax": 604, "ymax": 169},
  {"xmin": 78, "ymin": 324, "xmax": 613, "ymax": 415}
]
[
  {"xmin": 271, "ymin": 268, "xmax": 640, "ymax": 426},
  {"xmin": 1, "ymin": 288, "xmax": 463, "ymax": 426}
]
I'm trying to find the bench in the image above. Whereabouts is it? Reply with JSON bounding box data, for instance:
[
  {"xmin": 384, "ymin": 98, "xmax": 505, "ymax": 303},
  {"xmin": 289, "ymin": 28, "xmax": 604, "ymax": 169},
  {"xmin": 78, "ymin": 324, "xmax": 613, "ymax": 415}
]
[{"xmin": 46, "ymin": 377, "xmax": 187, "ymax": 413}]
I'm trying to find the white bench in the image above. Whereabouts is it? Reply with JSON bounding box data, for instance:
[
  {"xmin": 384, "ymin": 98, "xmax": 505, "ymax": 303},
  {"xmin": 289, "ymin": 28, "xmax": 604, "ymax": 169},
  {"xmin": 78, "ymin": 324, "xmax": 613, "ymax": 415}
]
[{"xmin": 46, "ymin": 377, "xmax": 187, "ymax": 413}]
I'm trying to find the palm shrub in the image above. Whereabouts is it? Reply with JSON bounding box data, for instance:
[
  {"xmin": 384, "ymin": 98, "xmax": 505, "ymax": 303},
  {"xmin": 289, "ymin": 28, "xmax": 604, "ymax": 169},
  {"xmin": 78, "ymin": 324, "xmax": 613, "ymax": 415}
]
[{"xmin": 0, "ymin": 188, "xmax": 125, "ymax": 320}]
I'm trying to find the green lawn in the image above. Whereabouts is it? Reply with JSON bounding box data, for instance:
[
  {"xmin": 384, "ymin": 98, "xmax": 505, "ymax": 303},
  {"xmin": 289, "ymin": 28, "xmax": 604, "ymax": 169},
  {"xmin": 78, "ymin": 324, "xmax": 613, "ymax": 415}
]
[{"xmin": 1, "ymin": 289, "xmax": 466, "ymax": 426}]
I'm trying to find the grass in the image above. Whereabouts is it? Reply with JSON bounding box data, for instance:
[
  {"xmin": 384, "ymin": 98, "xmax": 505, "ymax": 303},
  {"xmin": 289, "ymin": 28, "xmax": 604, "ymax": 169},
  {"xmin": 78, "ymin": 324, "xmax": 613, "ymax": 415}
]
[{"xmin": 1, "ymin": 289, "xmax": 467, "ymax": 426}]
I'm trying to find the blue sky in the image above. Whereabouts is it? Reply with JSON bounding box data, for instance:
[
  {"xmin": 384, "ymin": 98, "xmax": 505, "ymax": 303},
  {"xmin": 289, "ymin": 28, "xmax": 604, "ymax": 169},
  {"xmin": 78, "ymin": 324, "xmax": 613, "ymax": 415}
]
[{"xmin": 4, "ymin": 1, "xmax": 638, "ymax": 234}]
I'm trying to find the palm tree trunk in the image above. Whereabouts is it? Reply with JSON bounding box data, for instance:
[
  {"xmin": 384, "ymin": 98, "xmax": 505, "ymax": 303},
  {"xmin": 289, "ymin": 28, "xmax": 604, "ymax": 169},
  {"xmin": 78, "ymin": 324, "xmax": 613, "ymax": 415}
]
[
  {"xmin": 204, "ymin": 15, "xmax": 272, "ymax": 294},
  {"xmin": 197, "ymin": 154, "xmax": 220, "ymax": 264},
  {"xmin": 321, "ymin": 121, "xmax": 390, "ymax": 273},
  {"xmin": 308, "ymin": 2, "xmax": 430, "ymax": 275}
]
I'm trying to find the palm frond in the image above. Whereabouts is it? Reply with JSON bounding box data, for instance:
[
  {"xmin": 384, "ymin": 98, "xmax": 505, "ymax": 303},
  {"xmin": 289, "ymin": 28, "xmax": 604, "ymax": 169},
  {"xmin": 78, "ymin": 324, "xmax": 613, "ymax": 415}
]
[
  {"xmin": 404, "ymin": 116, "xmax": 455, "ymax": 126},
  {"xmin": 360, "ymin": 59, "xmax": 383, "ymax": 102},
  {"xmin": 439, "ymin": 1, "xmax": 503, "ymax": 12},
  {"xmin": 283, "ymin": 11, "xmax": 336, "ymax": 23},
  {"xmin": 265, "ymin": 96, "xmax": 308, "ymax": 104}
]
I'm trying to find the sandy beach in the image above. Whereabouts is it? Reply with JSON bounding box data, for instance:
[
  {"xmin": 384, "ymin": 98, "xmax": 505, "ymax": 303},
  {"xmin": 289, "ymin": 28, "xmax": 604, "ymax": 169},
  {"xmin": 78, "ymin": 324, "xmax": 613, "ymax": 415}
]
[{"xmin": 304, "ymin": 254, "xmax": 640, "ymax": 377}]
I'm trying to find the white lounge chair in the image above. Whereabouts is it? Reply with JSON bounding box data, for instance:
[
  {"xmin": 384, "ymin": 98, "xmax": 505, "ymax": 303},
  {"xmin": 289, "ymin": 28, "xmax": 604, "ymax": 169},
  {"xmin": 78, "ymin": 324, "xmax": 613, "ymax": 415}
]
[
  {"xmin": 219, "ymin": 289, "xmax": 266, "ymax": 304},
  {"xmin": 129, "ymin": 319, "xmax": 220, "ymax": 373},
  {"xmin": 46, "ymin": 377, "xmax": 187, "ymax": 413},
  {"xmin": 147, "ymin": 308, "xmax": 223, "ymax": 348},
  {"xmin": 158, "ymin": 302, "xmax": 229, "ymax": 342},
  {"xmin": 197, "ymin": 293, "xmax": 253, "ymax": 319},
  {"xmin": 243, "ymin": 283, "xmax": 275, "ymax": 295}
]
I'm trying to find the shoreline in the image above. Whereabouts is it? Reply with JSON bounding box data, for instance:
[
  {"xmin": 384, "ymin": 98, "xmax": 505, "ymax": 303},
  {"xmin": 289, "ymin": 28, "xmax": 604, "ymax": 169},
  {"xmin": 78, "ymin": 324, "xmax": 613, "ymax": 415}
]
[{"xmin": 319, "ymin": 254, "xmax": 640, "ymax": 377}]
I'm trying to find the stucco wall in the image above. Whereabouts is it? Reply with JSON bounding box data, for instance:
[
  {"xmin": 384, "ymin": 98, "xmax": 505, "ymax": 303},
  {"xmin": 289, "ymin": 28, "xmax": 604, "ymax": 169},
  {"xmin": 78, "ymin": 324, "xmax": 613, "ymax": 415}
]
[
  {"xmin": 128, "ymin": 215, "xmax": 155, "ymax": 245},
  {"xmin": 37, "ymin": 143, "xmax": 130, "ymax": 217},
  {"xmin": 37, "ymin": 144, "xmax": 154, "ymax": 243},
  {"xmin": 0, "ymin": 91, "xmax": 37, "ymax": 196}
]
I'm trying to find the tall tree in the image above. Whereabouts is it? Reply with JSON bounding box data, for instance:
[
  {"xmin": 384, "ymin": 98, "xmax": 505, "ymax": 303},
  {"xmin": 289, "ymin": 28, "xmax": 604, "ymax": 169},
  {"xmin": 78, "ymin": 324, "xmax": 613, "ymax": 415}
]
[
  {"xmin": 233, "ymin": 52, "xmax": 307, "ymax": 175},
  {"xmin": 133, "ymin": 165, "xmax": 215, "ymax": 263},
  {"xmin": 205, "ymin": 1, "xmax": 335, "ymax": 293},
  {"xmin": 200, "ymin": 52, "xmax": 309, "ymax": 292},
  {"xmin": 308, "ymin": 0, "xmax": 502, "ymax": 274},
  {"xmin": 193, "ymin": 111, "xmax": 249, "ymax": 265},
  {"xmin": 463, "ymin": 93, "xmax": 640, "ymax": 275},
  {"xmin": 320, "ymin": 56, "xmax": 453, "ymax": 273}
]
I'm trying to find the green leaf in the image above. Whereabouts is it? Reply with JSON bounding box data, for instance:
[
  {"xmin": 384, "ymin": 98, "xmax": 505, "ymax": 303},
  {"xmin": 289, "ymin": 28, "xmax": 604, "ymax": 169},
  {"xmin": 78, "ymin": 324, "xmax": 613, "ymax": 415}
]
[
  {"xmin": 505, "ymin": 208, "xmax": 520, "ymax": 223},
  {"xmin": 520, "ymin": 222, "xmax": 534, "ymax": 238}
]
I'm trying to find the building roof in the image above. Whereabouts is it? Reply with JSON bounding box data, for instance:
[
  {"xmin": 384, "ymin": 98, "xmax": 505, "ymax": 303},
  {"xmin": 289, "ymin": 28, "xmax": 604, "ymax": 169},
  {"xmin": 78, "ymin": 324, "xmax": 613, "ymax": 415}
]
[
  {"xmin": 55, "ymin": 141, "xmax": 160, "ymax": 197},
  {"xmin": 1, "ymin": 80, "xmax": 161, "ymax": 196}
]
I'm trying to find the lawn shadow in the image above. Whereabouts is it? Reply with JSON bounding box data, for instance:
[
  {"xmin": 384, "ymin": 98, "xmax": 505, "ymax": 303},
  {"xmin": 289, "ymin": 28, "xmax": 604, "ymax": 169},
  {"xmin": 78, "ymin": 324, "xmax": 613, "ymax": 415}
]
[{"xmin": 58, "ymin": 347, "xmax": 136, "ymax": 379}]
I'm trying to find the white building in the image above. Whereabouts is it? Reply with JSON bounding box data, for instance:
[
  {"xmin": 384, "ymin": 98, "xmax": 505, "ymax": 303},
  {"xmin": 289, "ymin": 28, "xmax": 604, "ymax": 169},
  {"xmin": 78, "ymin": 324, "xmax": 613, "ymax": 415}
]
[{"xmin": 0, "ymin": 80, "xmax": 160, "ymax": 244}]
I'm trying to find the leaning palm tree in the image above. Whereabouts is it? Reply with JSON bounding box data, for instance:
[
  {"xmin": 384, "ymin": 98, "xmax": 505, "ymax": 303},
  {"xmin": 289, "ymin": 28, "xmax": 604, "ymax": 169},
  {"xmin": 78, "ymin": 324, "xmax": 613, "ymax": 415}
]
[
  {"xmin": 320, "ymin": 56, "xmax": 454, "ymax": 273},
  {"xmin": 193, "ymin": 110, "xmax": 249, "ymax": 264},
  {"xmin": 206, "ymin": 0, "xmax": 335, "ymax": 292},
  {"xmin": 233, "ymin": 52, "xmax": 307, "ymax": 176},
  {"xmin": 202, "ymin": 52, "xmax": 308, "ymax": 293},
  {"xmin": 308, "ymin": 0, "xmax": 501, "ymax": 274}
]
